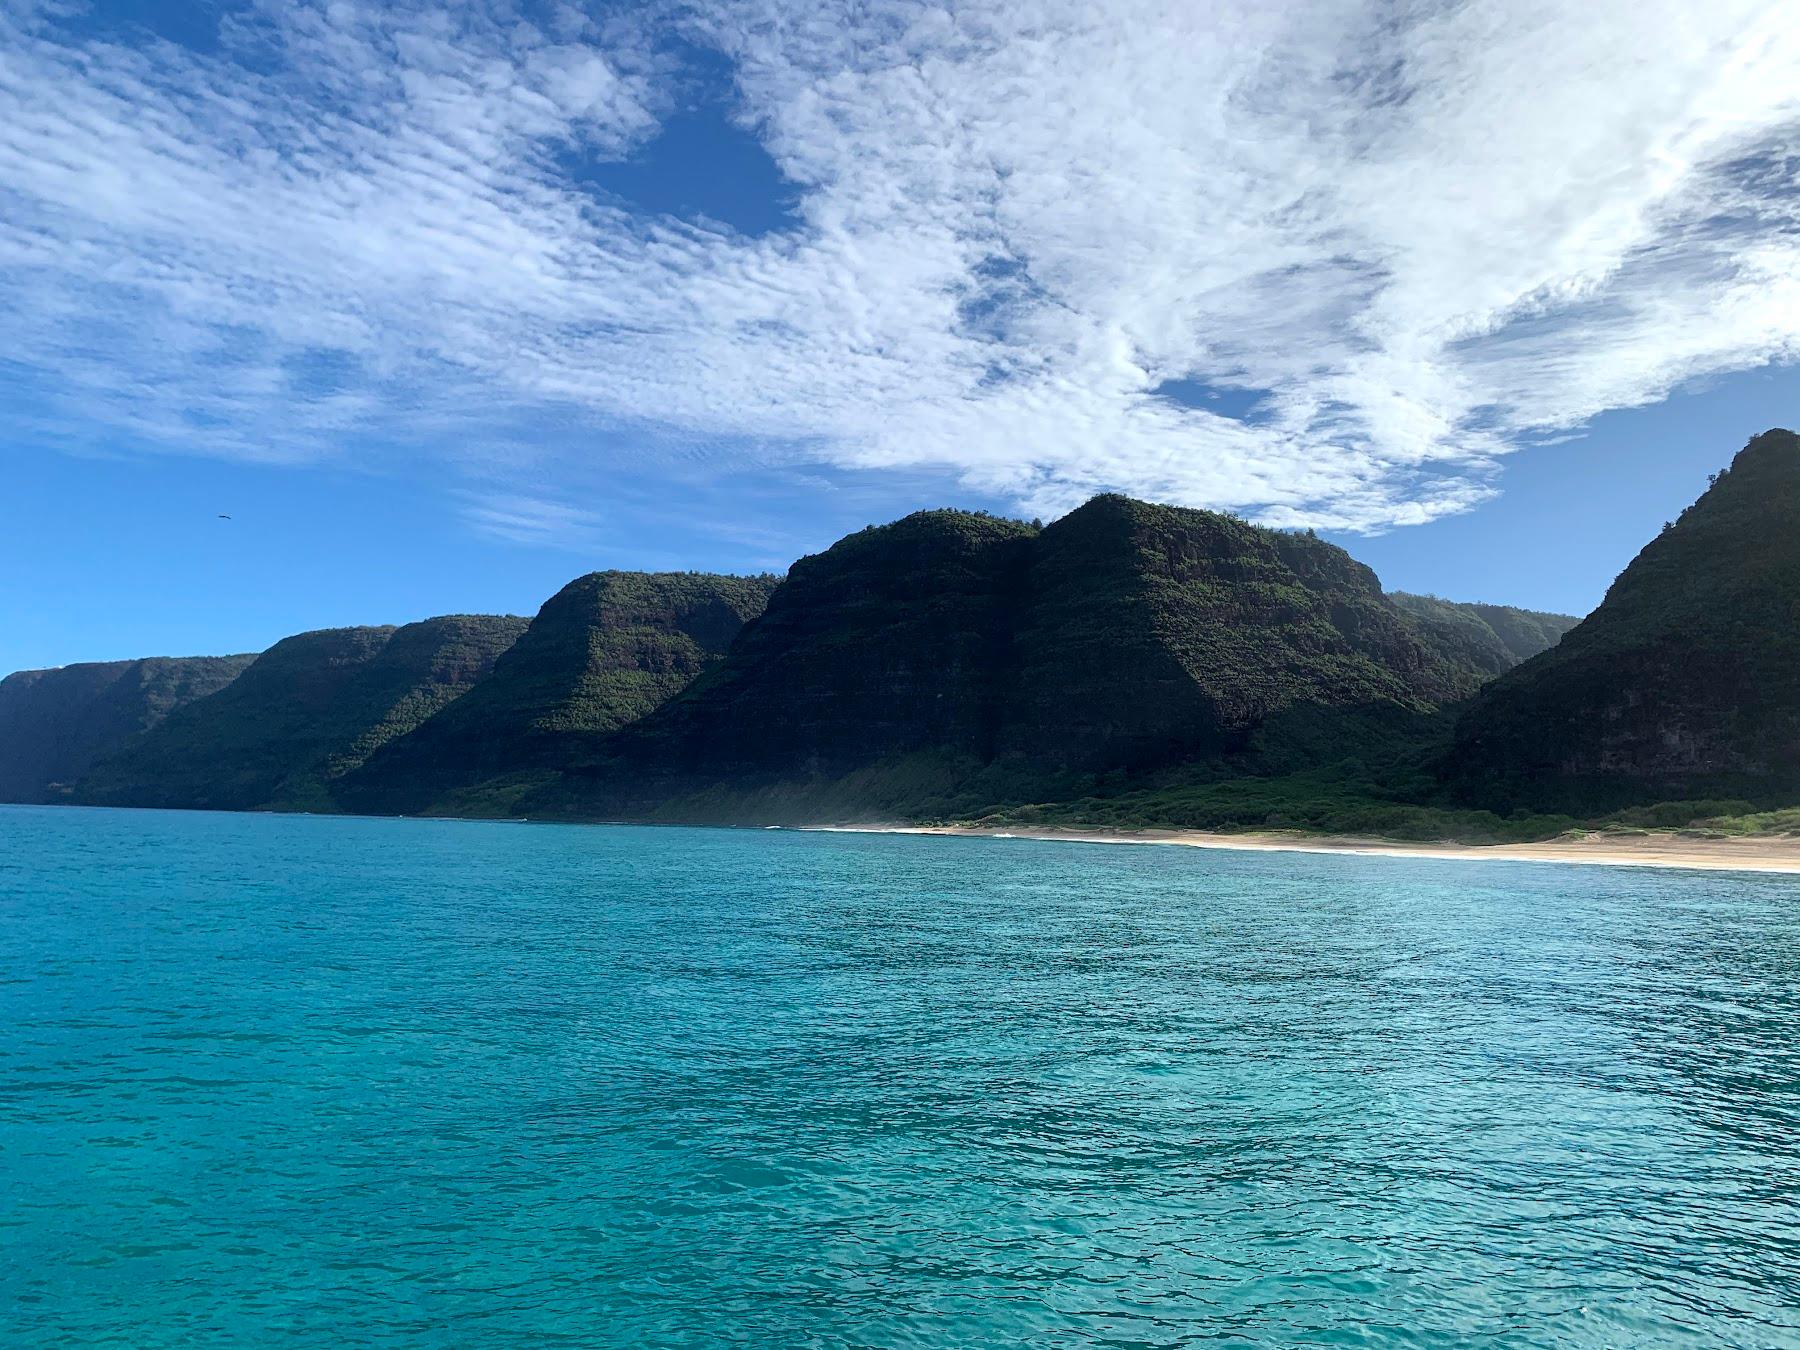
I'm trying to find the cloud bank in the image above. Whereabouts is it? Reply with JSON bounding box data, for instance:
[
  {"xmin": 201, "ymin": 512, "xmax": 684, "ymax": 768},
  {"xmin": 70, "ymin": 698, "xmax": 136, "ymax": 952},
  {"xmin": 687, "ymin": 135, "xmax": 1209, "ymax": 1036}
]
[{"xmin": 1, "ymin": 0, "xmax": 1797, "ymax": 530}]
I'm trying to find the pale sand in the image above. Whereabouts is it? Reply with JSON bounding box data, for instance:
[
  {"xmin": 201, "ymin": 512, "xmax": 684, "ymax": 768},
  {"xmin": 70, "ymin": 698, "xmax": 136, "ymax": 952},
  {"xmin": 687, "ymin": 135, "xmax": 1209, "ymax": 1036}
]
[{"xmin": 809, "ymin": 823, "xmax": 1800, "ymax": 875}]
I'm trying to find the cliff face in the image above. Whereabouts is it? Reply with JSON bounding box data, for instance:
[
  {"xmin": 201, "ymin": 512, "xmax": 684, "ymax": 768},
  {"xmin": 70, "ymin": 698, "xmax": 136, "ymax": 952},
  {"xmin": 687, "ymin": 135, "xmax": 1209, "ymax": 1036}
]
[
  {"xmin": 1389, "ymin": 593, "xmax": 1579, "ymax": 678},
  {"xmin": 1448, "ymin": 429, "xmax": 1800, "ymax": 809},
  {"xmin": 1, "ymin": 486, "xmax": 1642, "ymax": 827},
  {"xmin": 0, "ymin": 654, "xmax": 256, "ymax": 802},
  {"xmin": 541, "ymin": 497, "xmax": 1525, "ymax": 817},
  {"xmin": 338, "ymin": 572, "xmax": 777, "ymax": 814},
  {"xmin": 73, "ymin": 615, "xmax": 526, "ymax": 812},
  {"xmin": 587, "ymin": 514, "xmax": 1037, "ymax": 787},
  {"xmin": 1004, "ymin": 497, "xmax": 1492, "ymax": 768}
]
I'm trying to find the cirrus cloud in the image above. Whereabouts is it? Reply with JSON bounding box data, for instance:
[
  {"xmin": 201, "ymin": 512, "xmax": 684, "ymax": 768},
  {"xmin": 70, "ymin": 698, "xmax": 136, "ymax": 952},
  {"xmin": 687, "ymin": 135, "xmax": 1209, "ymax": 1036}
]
[{"xmin": 0, "ymin": 0, "xmax": 1797, "ymax": 531}]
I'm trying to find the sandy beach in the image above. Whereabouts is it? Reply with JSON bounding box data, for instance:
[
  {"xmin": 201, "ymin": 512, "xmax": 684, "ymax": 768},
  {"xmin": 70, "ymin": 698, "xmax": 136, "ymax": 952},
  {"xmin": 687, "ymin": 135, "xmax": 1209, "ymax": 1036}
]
[{"xmin": 815, "ymin": 823, "xmax": 1800, "ymax": 875}]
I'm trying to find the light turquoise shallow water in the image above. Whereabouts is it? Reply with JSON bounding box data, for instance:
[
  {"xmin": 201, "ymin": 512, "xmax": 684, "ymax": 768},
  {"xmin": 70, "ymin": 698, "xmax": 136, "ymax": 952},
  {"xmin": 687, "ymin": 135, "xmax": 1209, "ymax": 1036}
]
[{"xmin": 2, "ymin": 806, "xmax": 1798, "ymax": 1347}]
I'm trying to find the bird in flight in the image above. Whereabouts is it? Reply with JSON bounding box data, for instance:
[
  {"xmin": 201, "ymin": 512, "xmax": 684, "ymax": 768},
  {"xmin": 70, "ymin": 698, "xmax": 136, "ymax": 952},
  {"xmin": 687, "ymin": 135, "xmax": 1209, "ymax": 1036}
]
[{"xmin": 218, "ymin": 514, "xmax": 232, "ymax": 520}]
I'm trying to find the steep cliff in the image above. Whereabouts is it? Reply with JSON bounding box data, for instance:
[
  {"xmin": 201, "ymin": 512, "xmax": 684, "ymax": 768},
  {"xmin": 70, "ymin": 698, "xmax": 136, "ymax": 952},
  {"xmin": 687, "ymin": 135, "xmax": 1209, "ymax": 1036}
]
[
  {"xmin": 539, "ymin": 498, "xmax": 1515, "ymax": 819},
  {"xmin": 73, "ymin": 616, "xmax": 526, "ymax": 812},
  {"xmin": 338, "ymin": 572, "xmax": 777, "ymax": 814},
  {"xmin": 1448, "ymin": 429, "xmax": 1800, "ymax": 809},
  {"xmin": 0, "ymin": 654, "xmax": 256, "ymax": 802},
  {"xmin": 1004, "ymin": 497, "xmax": 1486, "ymax": 768},
  {"xmin": 573, "ymin": 513, "xmax": 1036, "ymax": 792}
]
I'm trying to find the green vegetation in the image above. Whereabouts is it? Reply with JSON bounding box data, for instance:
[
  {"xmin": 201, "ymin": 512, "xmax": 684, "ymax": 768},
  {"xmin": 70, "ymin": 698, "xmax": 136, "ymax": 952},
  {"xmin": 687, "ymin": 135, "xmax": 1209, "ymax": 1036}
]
[
  {"xmin": 9, "ymin": 437, "xmax": 1798, "ymax": 847},
  {"xmin": 73, "ymin": 616, "xmax": 526, "ymax": 812},
  {"xmin": 1448, "ymin": 429, "xmax": 1800, "ymax": 813},
  {"xmin": 545, "ymin": 510, "xmax": 1041, "ymax": 805},
  {"xmin": 1000, "ymin": 497, "xmax": 1500, "ymax": 766},
  {"xmin": 1692, "ymin": 805, "xmax": 1800, "ymax": 837},
  {"xmin": 526, "ymin": 497, "xmax": 1575, "ymax": 822},
  {"xmin": 339, "ymin": 571, "xmax": 777, "ymax": 815},
  {"xmin": 617, "ymin": 746, "xmax": 1800, "ymax": 846},
  {"xmin": 0, "ymin": 653, "xmax": 256, "ymax": 802},
  {"xmin": 1389, "ymin": 592, "xmax": 1579, "ymax": 677},
  {"xmin": 591, "ymin": 695, "xmax": 1575, "ymax": 843},
  {"xmin": 970, "ymin": 787, "xmax": 1800, "ymax": 844},
  {"xmin": 973, "ymin": 774, "xmax": 1581, "ymax": 844}
]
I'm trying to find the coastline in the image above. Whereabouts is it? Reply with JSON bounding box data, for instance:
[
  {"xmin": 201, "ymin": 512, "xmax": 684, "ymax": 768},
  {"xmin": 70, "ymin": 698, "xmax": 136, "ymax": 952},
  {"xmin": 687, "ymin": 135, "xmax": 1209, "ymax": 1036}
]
[
  {"xmin": 11, "ymin": 802, "xmax": 1800, "ymax": 875},
  {"xmin": 812, "ymin": 823, "xmax": 1800, "ymax": 875}
]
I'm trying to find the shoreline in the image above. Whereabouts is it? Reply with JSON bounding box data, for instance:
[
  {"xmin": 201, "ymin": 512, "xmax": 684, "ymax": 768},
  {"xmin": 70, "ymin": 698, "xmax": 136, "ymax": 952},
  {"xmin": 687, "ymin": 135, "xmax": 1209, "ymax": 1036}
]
[
  {"xmin": 12, "ymin": 802, "xmax": 1799, "ymax": 875},
  {"xmin": 811, "ymin": 823, "xmax": 1800, "ymax": 875}
]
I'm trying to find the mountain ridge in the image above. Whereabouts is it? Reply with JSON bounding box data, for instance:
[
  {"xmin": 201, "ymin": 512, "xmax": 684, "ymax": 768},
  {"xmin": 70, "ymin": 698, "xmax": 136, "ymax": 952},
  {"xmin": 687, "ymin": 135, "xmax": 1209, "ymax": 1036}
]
[
  {"xmin": 0, "ymin": 490, "xmax": 1615, "ymax": 832},
  {"xmin": 1389, "ymin": 593, "xmax": 1582, "ymax": 678},
  {"xmin": 0, "ymin": 654, "xmax": 258, "ymax": 803},
  {"xmin": 71, "ymin": 615, "xmax": 527, "ymax": 812},
  {"xmin": 524, "ymin": 496, "xmax": 1573, "ymax": 822},
  {"xmin": 1446, "ymin": 428, "xmax": 1800, "ymax": 811},
  {"xmin": 337, "ymin": 571, "xmax": 779, "ymax": 816}
]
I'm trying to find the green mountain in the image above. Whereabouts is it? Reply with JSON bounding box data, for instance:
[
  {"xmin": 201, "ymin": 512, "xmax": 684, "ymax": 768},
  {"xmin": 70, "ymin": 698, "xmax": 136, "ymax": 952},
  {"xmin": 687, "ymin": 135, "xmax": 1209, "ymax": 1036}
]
[
  {"xmin": 532, "ymin": 496, "xmax": 1550, "ymax": 822},
  {"xmin": 1001, "ymin": 497, "xmax": 1529, "ymax": 764},
  {"xmin": 338, "ymin": 572, "xmax": 778, "ymax": 815},
  {"xmin": 1447, "ymin": 429, "xmax": 1800, "ymax": 812},
  {"xmin": 73, "ymin": 615, "xmax": 526, "ymax": 812},
  {"xmin": 0, "ymin": 495, "xmax": 1600, "ymax": 835},
  {"xmin": 1389, "ymin": 593, "xmax": 1579, "ymax": 678},
  {"xmin": 0, "ymin": 654, "xmax": 256, "ymax": 803},
  {"xmin": 559, "ymin": 511, "xmax": 1039, "ymax": 801}
]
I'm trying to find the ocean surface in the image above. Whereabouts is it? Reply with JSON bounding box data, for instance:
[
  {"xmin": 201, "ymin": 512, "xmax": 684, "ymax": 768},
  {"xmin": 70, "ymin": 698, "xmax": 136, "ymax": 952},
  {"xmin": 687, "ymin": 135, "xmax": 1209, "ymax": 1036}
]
[{"xmin": 2, "ymin": 806, "xmax": 1797, "ymax": 1347}]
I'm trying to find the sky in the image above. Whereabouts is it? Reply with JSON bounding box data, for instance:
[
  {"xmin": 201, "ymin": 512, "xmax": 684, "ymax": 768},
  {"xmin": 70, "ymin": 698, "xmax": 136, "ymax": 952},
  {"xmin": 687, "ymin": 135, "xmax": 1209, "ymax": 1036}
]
[{"xmin": 2, "ymin": 0, "xmax": 1798, "ymax": 672}]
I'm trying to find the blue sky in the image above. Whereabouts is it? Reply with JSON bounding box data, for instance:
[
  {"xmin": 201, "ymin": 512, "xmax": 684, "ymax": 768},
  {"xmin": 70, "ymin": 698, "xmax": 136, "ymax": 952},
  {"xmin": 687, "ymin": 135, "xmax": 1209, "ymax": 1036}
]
[{"xmin": 2, "ymin": 0, "xmax": 1798, "ymax": 672}]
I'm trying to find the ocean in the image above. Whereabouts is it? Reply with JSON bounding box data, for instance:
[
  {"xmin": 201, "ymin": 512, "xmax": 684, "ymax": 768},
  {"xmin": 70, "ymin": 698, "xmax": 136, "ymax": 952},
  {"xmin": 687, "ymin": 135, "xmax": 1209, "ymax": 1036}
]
[{"xmin": 3, "ymin": 804, "xmax": 1796, "ymax": 1346}]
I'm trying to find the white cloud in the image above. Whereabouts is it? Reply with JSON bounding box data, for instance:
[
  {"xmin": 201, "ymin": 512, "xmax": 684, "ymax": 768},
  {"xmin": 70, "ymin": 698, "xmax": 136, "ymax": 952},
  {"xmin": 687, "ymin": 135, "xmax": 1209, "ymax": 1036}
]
[
  {"xmin": 454, "ymin": 488, "xmax": 605, "ymax": 548},
  {"xmin": 0, "ymin": 0, "xmax": 1797, "ymax": 531}
]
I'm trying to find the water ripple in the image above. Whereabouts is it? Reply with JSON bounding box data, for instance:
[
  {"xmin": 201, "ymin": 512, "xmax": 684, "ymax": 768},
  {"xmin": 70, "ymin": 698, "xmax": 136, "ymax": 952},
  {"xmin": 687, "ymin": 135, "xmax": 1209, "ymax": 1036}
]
[{"xmin": 2, "ymin": 805, "xmax": 1797, "ymax": 1346}]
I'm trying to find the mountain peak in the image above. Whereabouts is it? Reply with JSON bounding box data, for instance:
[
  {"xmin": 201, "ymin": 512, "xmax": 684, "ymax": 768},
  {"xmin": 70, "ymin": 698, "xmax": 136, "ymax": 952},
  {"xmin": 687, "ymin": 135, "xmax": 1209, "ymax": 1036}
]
[
  {"xmin": 521, "ymin": 494, "xmax": 1550, "ymax": 820},
  {"xmin": 1448, "ymin": 427, "xmax": 1800, "ymax": 810}
]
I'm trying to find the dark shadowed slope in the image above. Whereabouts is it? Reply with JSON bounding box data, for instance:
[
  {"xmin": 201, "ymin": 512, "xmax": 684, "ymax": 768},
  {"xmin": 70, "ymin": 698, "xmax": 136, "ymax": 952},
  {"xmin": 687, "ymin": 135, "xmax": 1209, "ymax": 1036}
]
[
  {"xmin": 338, "ymin": 572, "xmax": 778, "ymax": 815},
  {"xmin": 72, "ymin": 615, "xmax": 526, "ymax": 812},
  {"xmin": 586, "ymin": 511, "xmax": 1039, "ymax": 790},
  {"xmin": 534, "ymin": 497, "xmax": 1520, "ymax": 821},
  {"xmin": 1389, "ymin": 593, "xmax": 1580, "ymax": 678},
  {"xmin": 1004, "ymin": 497, "xmax": 1492, "ymax": 767},
  {"xmin": 1448, "ymin": 429, "xmax": 1800, "ymax": 811},
  {"xmin": 0, "ymin": 654, "xmax": 257, "ymax": 803}
]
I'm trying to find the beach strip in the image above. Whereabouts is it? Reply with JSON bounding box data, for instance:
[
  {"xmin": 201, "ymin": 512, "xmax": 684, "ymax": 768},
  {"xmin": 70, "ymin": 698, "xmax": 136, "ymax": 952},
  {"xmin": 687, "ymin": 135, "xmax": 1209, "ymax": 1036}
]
[{"xmin": 810, "ymin": 824, "xmax": 1800, "ymax": 875}]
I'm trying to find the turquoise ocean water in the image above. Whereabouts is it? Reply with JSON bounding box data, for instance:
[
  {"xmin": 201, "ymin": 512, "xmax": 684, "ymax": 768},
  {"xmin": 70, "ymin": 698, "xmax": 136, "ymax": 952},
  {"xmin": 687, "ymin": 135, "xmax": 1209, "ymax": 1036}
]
[{"xmin": 2, "ymin": 804, "xmax": 1797, "ymax": 1346}]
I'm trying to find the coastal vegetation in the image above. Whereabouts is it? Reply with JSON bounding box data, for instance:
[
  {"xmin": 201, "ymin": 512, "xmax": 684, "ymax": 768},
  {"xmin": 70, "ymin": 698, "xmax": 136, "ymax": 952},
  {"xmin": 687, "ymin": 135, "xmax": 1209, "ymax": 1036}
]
[
  {"xmin": 72, "ymin": 616, "xmax": 526, "ymax": 812},
  {"xmin": 0, "ymin": 653, "xmax": 255, "ymax": 802},
  {"xmin": 3, "ymin": 430, "xmax": 1796, "ymax": 844},
  {"xmin": 1447, "ymin": 428, "xmax": 1800, "ymax": 812}
]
